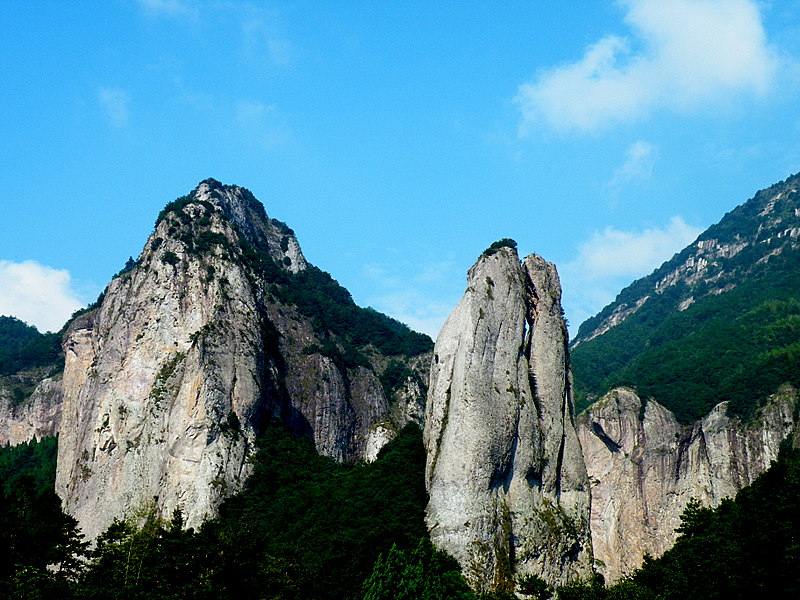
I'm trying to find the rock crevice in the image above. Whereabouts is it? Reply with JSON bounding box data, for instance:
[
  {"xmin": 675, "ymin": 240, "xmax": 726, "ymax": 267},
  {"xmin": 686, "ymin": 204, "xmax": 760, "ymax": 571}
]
[{"xmin": 424, "ymin": 247, "xmax": 592, "ymax": 591}]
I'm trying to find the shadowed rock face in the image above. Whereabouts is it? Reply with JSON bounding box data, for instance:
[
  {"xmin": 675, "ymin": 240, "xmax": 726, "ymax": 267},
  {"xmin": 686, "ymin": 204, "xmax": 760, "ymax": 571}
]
[
  {"xmin": 0, "ymin": 376, "xmax": 62, "ymax": 446},
  {"xmin": 55, "ymin": 180, "xmax": 426, "ymax": 540},
  {"xmin": 578, "ymin": 386, "xmax": 799, "ymax": 582},
  {"xmin": 424, "ymin": 247, "xmax": 592, "ymax": 592}
]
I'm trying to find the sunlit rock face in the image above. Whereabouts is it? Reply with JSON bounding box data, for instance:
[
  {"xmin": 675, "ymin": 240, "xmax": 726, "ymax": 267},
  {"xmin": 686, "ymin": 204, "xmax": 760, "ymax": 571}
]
[
  {"xmin": 55, "ymin": 180, "xmax": 426, "ymax": 540},
  {"xmin": 578, "ymin": 386, "xmax": 799, "ymax": 582},
  {"xmin": 424, "ymin": 246, "xmax": 592, "ymax": 592}
]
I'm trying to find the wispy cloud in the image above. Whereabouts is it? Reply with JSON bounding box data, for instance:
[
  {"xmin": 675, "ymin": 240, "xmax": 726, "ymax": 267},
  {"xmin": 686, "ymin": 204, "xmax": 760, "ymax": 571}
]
[
  {"xmin": 0, "ymin": 260, "xmax": 84, "ymax": 333},
  {"xmin": 516, "ymin": 0, "xmax": 779, "ymax": 133},
  {"xmin": 240, "ymin": 5, "xmax": 293, "ymax": 66},
  {"xmin": 611, "ymin": 140, "xmax": 658, "ymax": 188},
  {"xmin": 98, "ymin": 87, "xmax": 131, "ymax": 128},
  {"xmin": 361, "ymin": 259, "xmax": 460, "ymax": 339},
  {"xmin": 136, "ymin": 0, "xmax": 199, "ymax": 19},
  {"xmin": 560, "ymin": 216, "xmax": 702, "ymax": 330},
  {"xmin": 233, "ymin": 99, "xmax": 291, "ymax": 147}
]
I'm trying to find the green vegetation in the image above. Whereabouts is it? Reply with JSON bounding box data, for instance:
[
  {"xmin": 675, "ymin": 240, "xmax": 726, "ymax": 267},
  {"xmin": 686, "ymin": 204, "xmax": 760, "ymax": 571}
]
[
  {"xmin": 203, "ymin": 423, "xmax": 431, "ymax": 600},
  {"xmin": 572, "ymin": 173, "xmax": 800, "ymax": 422},
  {"xmin": 160, "ymin": 250, "xmax": 180, "ymax": 266},
  {"xmin": 155, "ymin": 194, "xmax": 216, "ymax": 229},
  {"xmin": 0, "ymin": 316, "xmax": 62, "ymax": 377},
  {"xmin": 572, "ymin": 244, "xmax": 800, "ymax": 422},
  {"xmin": 112, "ymin": 257, "xmax": 137, "ymax": 279},
  {"xmin": 0, "ymin": 436, "xmax": 58, "ymax": 495},
  {"xmin": 379, "ymin": 359, "xmax": 415, "ymax": 398},
  {"xmin": 360, "ymin": 539, "xmax": 474, "ymax": 600},
  {"xmin": 482, "ymin": 238, "xmax": 518, "ymax": 258},
  {"xmin": 0, "ymin": 423, "xmax": 483, "ymax": 599},
  {"xmin": 6, "ymin": 424, "xmax": 798, "ymax": 599},
  {"xmin": 554, "ymin": 441, "xmax": 800, "ymax": 599},
  {"xmin": 281, "ymin": 267, "xmax": 432, "ymax": 357},
  {"xmin": 0, "ymin": 437, "xmax": 86, "ymax": 598},
  {"xmin": 227, "ymin": 216, "xmax": 432, "ymax": 360}
]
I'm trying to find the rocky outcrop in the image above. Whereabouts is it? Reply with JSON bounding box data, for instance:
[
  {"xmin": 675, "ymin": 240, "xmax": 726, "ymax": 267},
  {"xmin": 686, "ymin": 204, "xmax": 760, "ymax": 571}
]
[
  {"xmin": 0, "ymin": 375, "xmax": 62, "ymax": 446},
  {"xmin": 578, "ymin": 386, "xmax": 799, "ymax": 582},
  {"xmin": 56, "ymin": 179, "xmax": 428, "ymax": 540},
  {"xmin": 424, "ymin": 246, "xmax": 592, "ymax": 592}
]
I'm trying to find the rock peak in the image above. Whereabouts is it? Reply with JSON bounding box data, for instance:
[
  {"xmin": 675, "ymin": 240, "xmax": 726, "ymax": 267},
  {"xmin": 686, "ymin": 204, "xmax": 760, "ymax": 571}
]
[
  {"xmin": 154, "ymin": 179, "xmax": 307, "ymax": 274},
  {"xmin": 424, "ymin": 246, "xmax": 592, "ymax": 592},
  {"xmin": 56, "ymin": 181, "xmax": 428, "ymax": 541}
]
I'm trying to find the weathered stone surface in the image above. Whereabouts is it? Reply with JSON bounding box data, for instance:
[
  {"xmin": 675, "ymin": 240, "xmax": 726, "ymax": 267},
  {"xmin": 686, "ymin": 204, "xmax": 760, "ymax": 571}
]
[
  {"xmin": 56, "ymin": 197, "xmax": 268, "ymax": 539},
  {"xmin": 56, "ymin": 180, "xmax": 427, "ymax": 540},
  {"xmin": 0, "ymin": 376, "xmax": 62, "ymax": 446},
  {"xmin": 424, "ymin": 247, "xmax": 592, "ymax": 592},
  {"xmin": 578, "ymin": 386, "xmax": 799, "ymax": 582}
]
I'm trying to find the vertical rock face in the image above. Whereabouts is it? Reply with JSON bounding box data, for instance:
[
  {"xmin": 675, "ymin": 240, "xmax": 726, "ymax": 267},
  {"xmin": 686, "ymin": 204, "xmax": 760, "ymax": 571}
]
[
  {"xmin": 56, "ymin": 183, "xmax": 275, "ymax": 540},
  {"xmin": 424, "ymin": 247, "xmax": 592, "ymax": 592},
  {"xmin": 578, "ymin": 386, "xmax": 799, "ymax": 582},
  {"xmin": 56, "ymin": 179, "xmax": 427, "ymax": 540}
]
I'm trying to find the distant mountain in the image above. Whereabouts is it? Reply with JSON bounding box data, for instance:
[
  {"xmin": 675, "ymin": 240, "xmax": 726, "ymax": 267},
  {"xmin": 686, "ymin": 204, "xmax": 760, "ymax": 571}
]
[
  {"xmin": 0, "ymin": 316, "xmax": 63, "ymax": 446},
  {"xmin": 571, "ymin": 172, "xmax": 800, "ymax": 423},
  {"xmin": 0, "ymin": 316, "xmax": 62, "ymax": 378}
]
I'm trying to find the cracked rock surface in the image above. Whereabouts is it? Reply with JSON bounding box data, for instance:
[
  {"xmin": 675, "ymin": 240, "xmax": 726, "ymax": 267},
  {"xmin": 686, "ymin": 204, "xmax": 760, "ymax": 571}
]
[{"xmin": 424, "ymin": 247, "xmax": 592, "ymax": 591}]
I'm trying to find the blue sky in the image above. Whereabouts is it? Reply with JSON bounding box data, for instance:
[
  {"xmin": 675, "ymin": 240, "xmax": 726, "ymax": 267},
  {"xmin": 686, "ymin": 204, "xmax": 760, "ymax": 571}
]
[{"xmin": 2, "ymin": 0, "xmax": 800, "ymax": 337}]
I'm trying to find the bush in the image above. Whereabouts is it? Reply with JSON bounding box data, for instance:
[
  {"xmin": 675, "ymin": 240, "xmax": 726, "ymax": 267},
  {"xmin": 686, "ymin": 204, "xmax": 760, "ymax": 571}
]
[
  {"xmin": 482, "ymin": 238, "xmax": 518, "ymax": 258},
  {"xmin": 161, "ymin": 251, "xmax": 180, "ymax": 266}
]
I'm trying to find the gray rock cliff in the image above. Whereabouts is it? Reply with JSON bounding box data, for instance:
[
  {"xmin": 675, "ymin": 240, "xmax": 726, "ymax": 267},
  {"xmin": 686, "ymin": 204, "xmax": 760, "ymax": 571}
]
[
  {"xmin": 578, "ymin": 386, "xmax": 799, "ymax": 582},
  {"xmin": 424, "ymin": 246, "xmax": 592, "ymax": 593},
  {"xmin": 56, "ymin": 179, "xmax": 427, "ymax": 539},
  {"xmin": 0, "ymin": 374, "xmax": 62, "ymax": 446}
]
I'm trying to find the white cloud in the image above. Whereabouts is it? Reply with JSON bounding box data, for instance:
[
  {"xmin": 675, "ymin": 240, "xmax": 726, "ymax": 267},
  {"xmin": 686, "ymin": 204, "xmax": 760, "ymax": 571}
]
[
  {"xmin": 611, "ymin": 140, "xmax": 658, "ymax": 187},
  {"xmin": 516, "ymin": 0, "xmax": 779, "ymax": 133},
  {"xmin": 98, "ymin": 87, "xmax": 131, "ymax": 128},
  {"xmin": 572, "ymin": 216, "xmax": 701, "ymax": 279},
  {"xmin": 559, "ymin": 217, "xmax": 702, "ymax": 330},
  {"xmin": 0, "ymin": 260, "xmax": 84, "ymax": 333}
]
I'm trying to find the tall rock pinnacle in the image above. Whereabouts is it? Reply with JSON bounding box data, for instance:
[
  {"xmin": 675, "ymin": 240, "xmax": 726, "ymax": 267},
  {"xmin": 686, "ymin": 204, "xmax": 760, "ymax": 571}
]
[{"xmin": 424, "ymin": 244, "xmax": 592, "ymax": 592}]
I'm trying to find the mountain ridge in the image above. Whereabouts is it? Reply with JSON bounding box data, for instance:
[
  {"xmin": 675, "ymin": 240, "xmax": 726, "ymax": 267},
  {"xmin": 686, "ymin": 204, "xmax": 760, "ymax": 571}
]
[
  {"xmin": 571, "ymin": 171, "xmax": 800, "ymax": 422},
  {"xmin": 574, "ymin": 171, "xmax": 800, "ymax": 347}
]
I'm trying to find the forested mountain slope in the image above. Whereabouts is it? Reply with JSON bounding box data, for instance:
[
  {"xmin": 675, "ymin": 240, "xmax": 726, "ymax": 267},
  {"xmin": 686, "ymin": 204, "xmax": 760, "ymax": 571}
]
[
  {"xmin": 572, "ymin": 172, "xmax": 800, "ymax": 422},
  {"xmin": 0, "ymin": 317, "xmax": 64, "ymax": 446}
]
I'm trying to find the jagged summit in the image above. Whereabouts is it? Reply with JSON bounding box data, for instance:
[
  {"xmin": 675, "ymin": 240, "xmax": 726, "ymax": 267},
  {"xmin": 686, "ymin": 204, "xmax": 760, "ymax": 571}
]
[
  {"xmin": 153, "ymin": 178, "xmax": 307, "ymax": 275},
  {"xmin": 56, "ymin": 180, "xmax": 430, "ymax": 540}
]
